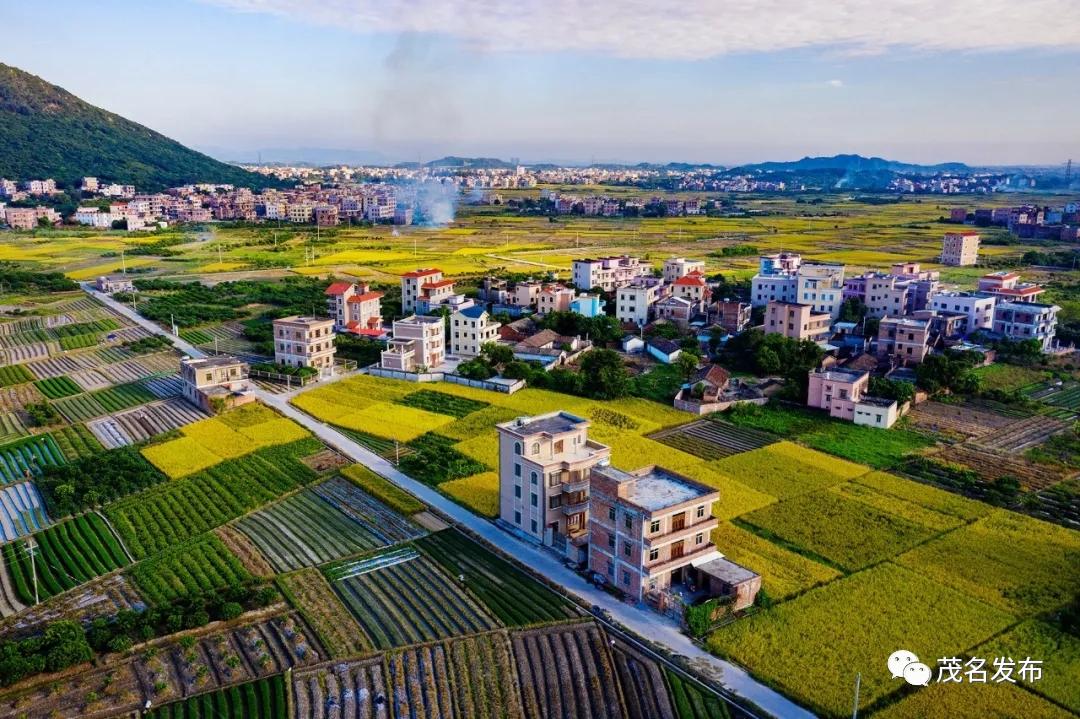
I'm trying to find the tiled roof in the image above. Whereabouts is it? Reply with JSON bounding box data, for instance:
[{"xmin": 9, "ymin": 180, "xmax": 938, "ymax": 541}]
[
  {"xmin": 401, "ymin": 268, "xmax": 442, "ymax": 278},
  {"xmin": 324, "ymin": 282, "xmax": 353, "ymax": 295},
  {"xmin": 347, "ymin": 291, "xmax": 383, "ymax": 302}
]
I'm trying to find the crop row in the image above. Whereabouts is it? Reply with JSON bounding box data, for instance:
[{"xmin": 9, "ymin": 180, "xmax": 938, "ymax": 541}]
[
  {"xmin": 51, "ymin": 423, "xmax": 103, "ymax": 460},
  {"xmin": 54, "ymin": 380, "xmax": 159, "ymax": 422},
  {"xmin": 0, "ymin": 481, "xmax": 50, "ymax": 543},
  {"xmin": 34, "ymin": 375, "xmax": 82, "ymax": 399},
  {"xmin": 0, "ymin": 365, "xmax": 32, "ymax": 388},
  {"xmin": 417, "ymin": 528, "xmax": 578, "ymax": 626},
  {"xmin": 105, "ymin": 438, "xmax": 321, "ymax": 558},
  {"xmin": 146, "ymin": 675, "xmax": 288, "ymax": 719},
  {"xmin": 2, "ymin": 513, "xmax": 129, "ymax": 603},
  {"xmin": 395, "ymin": 388, "xmax": 490, "ymax": 418},
  {"xmin": 275, "ymin": 567, "xmax": 371, "ymax": 658},
  {"xmin": 129, "ymin": 533, "xmax": 254, "ymax": 605}
]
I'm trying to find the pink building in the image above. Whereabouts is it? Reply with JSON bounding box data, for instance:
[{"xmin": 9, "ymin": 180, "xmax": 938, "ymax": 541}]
[
  {"xmin": 877, "ymin": 316, "xmax": 931, "ymax": 365},
  {"xmin": 807, "ymin": 368, "xmax": 870, "ymax": 421},
  {"xmin": 764, "ymin": 301, "xmax": 831, "ymax": 343},
  {"xmin": 537, "ymin": 286, "xmax": 576, "ymax": 315}
]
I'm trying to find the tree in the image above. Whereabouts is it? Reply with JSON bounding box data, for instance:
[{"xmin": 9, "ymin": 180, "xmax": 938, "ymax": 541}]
[
  {"xmin": 456, "ymin": 358, "xmax": 495, "ymax": 380},
  {"xmin": 869, "ymin": 376, "xmax": 915, "ymax": 405},
  {"xmin": 837, "ymin": 297, "xmax": 867, "ymax": 323},
  {"xmin": 480, "ymin": 341, "xmax": 515, "ymax": 366},
  {"xmin": 675, "ymin": 352, "xmax": 700, "ymax": 384},
  {"xmin": 915, "ymin": 350, "xmax": 982, "ymax": 395},
  {"xmin": 579, "ymin": 349, "xmax": 630, "ymax": 399}
]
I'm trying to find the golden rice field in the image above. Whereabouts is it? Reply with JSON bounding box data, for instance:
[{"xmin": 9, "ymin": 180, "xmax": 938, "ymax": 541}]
[
  {"xmin": 140, "ymin": 403, "xmax": 310, "ymax": 478},
  {"xmin": 288, "ymin": 371, "xmax": 1080, "ymax": 719}
]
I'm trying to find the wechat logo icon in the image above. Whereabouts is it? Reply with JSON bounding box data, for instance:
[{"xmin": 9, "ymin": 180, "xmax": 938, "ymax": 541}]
[{"xmin": 889, "ymin": 650, "xmax": 931, "ymax": 686}]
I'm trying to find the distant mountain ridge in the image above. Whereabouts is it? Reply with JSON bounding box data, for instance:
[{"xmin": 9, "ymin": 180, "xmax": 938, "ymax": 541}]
[
  {"xmin": 0, "ymin": 63, "xmax": 281, "ymax": 191},
  {"xmin": 732, "ymin": 154, "xmax": 970, "ymax": 174}
]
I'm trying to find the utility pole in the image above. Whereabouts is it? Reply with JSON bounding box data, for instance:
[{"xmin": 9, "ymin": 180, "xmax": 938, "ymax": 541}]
[
  {"xmin": 851, "ymin": 672, "xmax": 861, "ymax": 719},
  {"xmin": 121, "ymin": 249, "xmax": 126, "ymax": 274},
  {"xmin": 27, "ymin": 538, "xmax": 39, "ymax": 605}
]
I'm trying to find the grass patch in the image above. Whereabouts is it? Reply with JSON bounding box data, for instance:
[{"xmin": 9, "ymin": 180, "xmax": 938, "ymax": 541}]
[
  {"xmin": 711, "ymin": 521, "xmax": 840, "ymax": 601},
  {"xmin": 395, "ymin": 389, "xmax": 489, "ymax": 418},
  {"xmin": 341, "ymin": 463, "xmax": 425, "ymax": 515}
]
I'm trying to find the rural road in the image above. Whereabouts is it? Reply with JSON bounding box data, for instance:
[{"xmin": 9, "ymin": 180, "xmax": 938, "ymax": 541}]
[{"xmin": 84, "ymin": 284, "xmax": 815, "ymax": 719}]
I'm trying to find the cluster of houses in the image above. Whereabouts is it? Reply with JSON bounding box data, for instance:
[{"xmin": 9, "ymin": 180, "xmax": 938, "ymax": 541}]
[
  {"xmin": 542, "ymin": 191, "xmax": 706, "ymax": 217},
  {"xmin": 948, "ymin": 202, "xmax": 1080, "ymax": 241}
]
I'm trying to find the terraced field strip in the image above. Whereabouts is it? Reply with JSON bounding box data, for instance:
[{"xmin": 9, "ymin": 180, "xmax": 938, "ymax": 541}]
[
  {"xmin": 146, "ymin": 674, "xmax": 288, "ymax": 719},
  {"xmin": 0, "ymin": 412, "xmax": 27, "ymax": 444},
  {"xmin": 236, "ymin": 488, "xmax": 394, "ymax": 572},
  {"xmin": 312, "ymin": 475, "xmax": 424, "ymax": 542},
  {"xmin": 0, "ymin": 434, "xmax": 65, "ymax": 483},
  {"xmin": 1, "ymin": 513, "xmax": 129, "ymax": 603},
  {"xmin": 0, "ymin": 364, "xmax": 33, "ymax": 387},
  {"xmin": 128, "ymin": 533, "xmax": 253, "ymax": 604},
  {"xmin": 0, "ymin": 560, "xmax": 27, "ymax": 617},
  {"xmin": 941, "ymin": 444, "xmax": 1073, "ymax": 491},
  {"xmin": 143, "ymin": 375, "xmax": 184, "ymax": 398},
  {"xmin": 0, "ymin": 573, "xmax": 142, "ymax": 632},
  {"xmin": 88, "ymin": 397, "xmax": 208, "ymax": 448},
  {"xmin": 0, "ymin": 381, "xmax": 44, "ymax": 412},
  {"xmin": 51, "ymin": 423, "xmax": 103, "ymax": 460},
  {"xmin": 0, "ymin": 341, "xmax": 53, "ymax": 365},
  {"xmin": 970, "ymin": 415, "xmax": 1071, "ymax": 453},
  {"xmin": 26, "ymin": 352, "xmax": 101, "ymax": 380},
  {"xmin": 53, "ymin": 380, "xmax": 159, "ymax": 422},
  {"xmin": 293, "ymin": 654, "xmax": 389, "ymax": 719},
  {"xmin": 417, "ymin": 528, "xmax": 579, "ymax": 626},
  {"xmin": 511, "ymin": 622, "xmax": 626, "ymax": 719},
  {"xmin": 651, "ymin": 419, "xmax": 777, "ymax": 460},
  {"xmin": 0, "ymin": 481, "xmax": 50, "ymax": 543},
  {"xmin": 906, "ymin": 401, "xmax": 1019, "ymax": 439},
  {"xmin": 69, "ymin": 368, "xmax": 111, "ymax": 391},
  {"xmin": 329, "ymin": 551, "xmax": 499, "ymax": 649},
  {"xmin": 611, "ymin": 635, "xmax": 677, "ymax": 719},
  {"xmin": 276, "ymin": 567, "xmax": 371, "ymax": 658},
  {"xmin": 33, "ymin": 375, "xmax": 83, "ymax": 399}
]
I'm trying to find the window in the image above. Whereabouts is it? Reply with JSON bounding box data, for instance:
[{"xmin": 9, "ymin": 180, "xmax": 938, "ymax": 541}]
[
  {"xmin": 554, "ymin": 439, "xmax": 564, "ymax": 453},
  {"xmin": 514, "ymin": 442, "xmax": 522, "ymax": 455},
  {"xmin": 608, "ymin": 507, "xmax": 616, "ymax": 521},
  {"xmin": 530, "ymin": 493, "xmax": 538, "ymax": 507},
  {"xmin": 514, "ymin": 485, "xmax": 521, "ymax": 498},
  {"xmin": 530, "ymin": 471, "xmax": 538, "ymax": 485},
  {"xmin": 649, "ymin": 548, "xmax": 659, "ymax": 561},
  {"xmin": 607, "ymin": 561, "xmax": 614, "ymax": 577},
  {"xmin": 622, "ymin": 571, "xmax": 630, "ymax": 586},
  {"xmin": 607, "ymin": 533, "xmax": 615, "ymax": 549},
  {"xmin": 514, "ymin": 464, "xmax": 521, "ymax": 478},
  {"xmin": 696, "ymin": 505, "xmax": 705, "ymax": 519},
  {"xmin": 624, "ymin": 514, "xmax": 632, "ymax": 530},
  {"xmin": 649, "ymin": 519, "xmax": 660, "ymax": 533},
  {"xmin": 549, "ymin": 496, "xmax": 562, "ymax": 509},
  {"xmin": 623, "ymin": 541, "xmax": 631, "ymax": 557},
  {"xmin": 514, "ymin": 511, "xmax": 521, "ymax": 525},
  {"xmin": 695, "ymin": 533, "xmax": 704, "ymax": 545},
  {"xmin": 531, "ymin": 520, "xmax": 537, "ymax": 533},
  {"xmin": 531, "ymin": 442, "xmax": 540, "ymax": 455}
]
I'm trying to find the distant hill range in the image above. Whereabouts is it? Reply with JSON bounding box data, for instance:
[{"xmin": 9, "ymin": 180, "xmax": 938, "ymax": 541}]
[
  {"xmin": 0, "ymin": 63, "xmax": 280, "ymax": 192},
  {"xmin": 393, "ymin": 156, "xmax": 518, "ymax": 170},
  {"xmin": 731, "ymin": 154, "xmax": 970, "ymax": 175}
]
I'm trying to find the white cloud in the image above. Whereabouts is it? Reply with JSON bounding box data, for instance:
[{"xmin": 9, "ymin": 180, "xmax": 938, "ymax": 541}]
[
  {"xmin": 204, "ymin": 0, "xmax": 1080, "ymax": 60},
  {"xmin": 827, "ymin": 79, "xmax": 844, "ymax": 87}
]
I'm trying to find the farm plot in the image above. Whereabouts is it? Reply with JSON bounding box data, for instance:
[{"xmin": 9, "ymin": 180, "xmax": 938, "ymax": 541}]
[
  {"xmin": 293, "ymin": 654, "xmax": 390, "ymax": 719},
  {"xmin": 146, "ymin": 675, "xmax": 288, "ymax": 719},
  {"xmin": 51, "ymin": 423, "xmax": 103, "ymax": 460},
  {"xmin": 0, "ymin": 341, "xmax": 53, "ymax": 364},
  {"xmin": 0, "ymin": 573, "xmax": 142, "ymax": 632},
  {"xmin": 0, "ymin": 434, "xmax": 65, "ymax": 483},
  {"xmin": 88, "ymin": 397, "xmax": 208, "ymax": 448},
  {"xmin": 144, "ymin": 374, "xmax": 184, "ymax": 397},
  {"xmin": 664, "ymin": 669, "xmax": 740, "ymax": 719},
  {"xmin": 610, "ymin": 636, "xmax": 677, "ymax": 719},
  {"xmin": 710, "ymin": 522, "xmax": 840, "ymax": 601},
  {"xmin": 738, "ymin": 489, "xmax": 938, "ymax": 572},
  {"xmin": 395, "ymin": 388, "xmax": 490, "ymax": 418},
  {"xmin": 511, "ymin": 622, "xmax": 626, "ymax": 719},
  {"xmin": 33, "ymin": 375, "xmax": 82, "ymax": 399},
  {"xmin": 329, "ymin": 550, "xmax": 499, "ymax": 649},
  {"xmin": 235, "ymin": 484, "xmax": 410, "ymax": 572},
  {"xmin": 712, "ymin": 441, "xmax": 864, "ymax": 499},
  {"xmin": 0, "ymin": 481, "xmax": 50, "ymax": 542},
  {"xmin": 2, "ymin": 513, "xmax": 129, "ymax": 604},
  {"xmin": 905, "ymin": 400, "xmax": 1019, "ymax": 440},
  {"xmin": 68, "ymin": 367, "xmax": 111, "ymax": 391},
  {"xmin": 215, "ymin": 525, "xmax": 275, "ymax": 577},
  {"xmin": 0, "ymin": 654, "xmax": 147, "ymax": 718},
  {"xmin": 1027, "ymin": 380, "xmax": 1080, "ymax": 413},
  {"xmin": 277, "ymin": 567, "xmax": 370, "ymax": 658},
  {"xmin": 0, "ymin": 412, "xmax": 26, "ymax": 444},
  {"xmin": 940, "ymin": 444, "xmax": 1071, "ymax": 491},
  {"xmin": 651, "ymin": 419, "xmax": 775, "ymax": 460},
  {"xmin": 0, "ymin": 364, "xmax": 32, "ymax": 387},
  {"xmin": 25, "ymin": 352, "xmax": 101, "ymax": 380},
  {"xmin": 106, "ymin": 438, "xmax": 322, "ymax": 558},
  {"xmin": 0, "ymin": 562, "xmax": 25, "ymax": 617},
  {"xmin": 417, "ymin": 528, "xmax": 578, "ymax": 626},
  {"xmin": 128, "ymin": 533, "xmax": 253, "ymax": 604},
  {"xmin": 0, "ymin": 382, "xmax": 43, "ymax": 412},
  {"xmin": 969, "ymin": 414, "xmax": 1071, "ymax": 453}
]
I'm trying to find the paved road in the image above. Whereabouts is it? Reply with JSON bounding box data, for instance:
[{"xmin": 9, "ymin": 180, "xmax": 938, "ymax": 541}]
[{"xmin": 84, "ymin": 284, "xmax": 815, "ymax": 719}]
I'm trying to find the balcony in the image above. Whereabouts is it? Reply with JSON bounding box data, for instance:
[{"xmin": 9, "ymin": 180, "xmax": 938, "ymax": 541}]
[
  {"xmin": 561, "ymin": 498, "xmax": 590, "ymax": 515},
  {"xmin": 643, "ymin": 517, "xmax": 719, "ymax": 549},
  {"xmin": 643, "ymin": 544, "xmax": 717, "ymax": 577}
]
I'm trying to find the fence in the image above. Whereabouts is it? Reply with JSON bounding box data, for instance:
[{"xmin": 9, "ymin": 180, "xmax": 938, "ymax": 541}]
[{"xmin": 365, "ymin": 366, "xmax": 525, "ymax": 394}]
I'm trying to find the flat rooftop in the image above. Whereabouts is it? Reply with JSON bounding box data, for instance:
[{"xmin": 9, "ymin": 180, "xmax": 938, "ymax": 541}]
[
  {"xmin": 598, "ymin": 465, "xmax": 714, "ymax": 512},
  {"xmin": 812, "ymin": 368, "xmax": 867, "ymax": 382},
  {"xmin": 857, "ymin": 396, "xmax": 896, "ymax": 408},
  {"xmin": 697, "ymin": 557, "xmax": 759, "ymax": 585},
  {"xmin": 183, "ymin": 356, "xmax": 244, "ymax": 368},
  {"xmin": 499, "ymin": 411, "xmax": 587, "ymax": 436}
]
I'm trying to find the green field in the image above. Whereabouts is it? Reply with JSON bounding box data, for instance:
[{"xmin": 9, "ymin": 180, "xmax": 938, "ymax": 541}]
[{"xmin": 128, "ymin": 533, "xmax": 253, "ymax": 604}]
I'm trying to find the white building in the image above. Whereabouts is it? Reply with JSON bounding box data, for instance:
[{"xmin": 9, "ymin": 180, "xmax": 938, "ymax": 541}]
[
  {"xmin": 992, "ymin": 301, "xmax": 1059, "ymax": 351},
  {"xmin": 272, "ymin": 316, "xmax": 336, "ymax": 371},
  {"xmin": 796, "ymin": 264, "xmax": 845, "ymax": 319},
  {"xmin": 380, "ymin": 315, "xmax": 446, "ymax": 371},
  {"xmin": 75, "ymin": 207, "xmax": 114, "ymax": 228},
  {"xmin": 662, "ymin": 258, "xmax": 705, "ymax": 284},
  {"xmin": 615, "ymin": 283, "xmax": 661, "ymax": 327},
  {"xmin": 928, "ymin": 292, "xmax": 996, "ymax": 334},
  {"xmin": 572, "ymin": 256, "xmax": 649, "ymax": 292},
  {"xmin": 451, "ymin": 306, "xmax": 500, "ymax": 358},
  {"xmin": 941, "ymin": 231, "xmax": 980, "ymax": 266}
]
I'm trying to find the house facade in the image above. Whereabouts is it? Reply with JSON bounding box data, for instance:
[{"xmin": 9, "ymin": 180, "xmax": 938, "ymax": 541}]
[
  {"xmin": 451, "ymin": 306, "xmax": 500, "ymax": 358},
  {"xmin": 764, "ymin": 301, "xmax": 831, "ymax": 343},
  {"xmin": 941, "ymin": 231, "xmax": 980, "ymax": 266},
  {"xmin": 380, "ymin": 315, "xmax": 446, "ymax": 371},
  {"xmin": 180, "ymin": 356, "xmax": 254, "ymax": 412},
  {"xmin": 272, "ymin": 316, "xmax": 336, "ymax": 370}
]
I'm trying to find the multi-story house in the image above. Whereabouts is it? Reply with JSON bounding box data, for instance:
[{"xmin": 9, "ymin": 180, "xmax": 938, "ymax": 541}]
[
  {"xmin": 928, "ymin": 292, "xmax": 996, "ymax": 334},
  {"xmin": 671, "ymin": 272, "xmax": 709, "ymax": 309},
  {"xmin": 380, "ymin": 315, "xmax": 446, "ymax": 371},
  {"xmin": 977, "ymin": 271, "xmax": 1045, "ymax": 303},
  {"xmin": 451, "ymin": 306, "xmax": 500, "ymax": 357},
  {"xmin": 513, "ymin": 281, "xmax": 544, "ymax": 309},
  {"xmin": 877, "ymin": 316, "xmax": 932, "ymax": 365},
  {"xmin": 325, "ymin": 281, "xmax": 384, "ymax": 336},
  {"xmin": 941, "ymin": 231, "xmax": 980, "ymax": 266},
  {"xmin": 796, "ymin": 264, "xmax": 845, "ymax": 319},
  {"xmin": 286, "ymin": 204, "xmax": 314, "ymax": 224},
  {"xmin": 313, "ymin": 205, "xmax": 339, "ymax": 226},
  {"xmin": 272, "ymin": 316, "xmax": 336, "ymax": 371},
  {"xmin": 712, "ymin": 300, "xmax": 751, "ymax": 334},
  {"xmin": 569, "ymin": 294, "xmax": 605, "ymax": 318},
  {"xmin": 572, "ymin": 256, "xmax": 649, "ymax": 292},
  {"xmin": 180, "ymin": 356, "xmax": 253, "ymax": 412},
  {"xmin": 662, "ymin": 258, "xmax": 706, "ymax": 284},
  {"xmin": 75, "ymin": 207, "xmax": 114, "ymax": 228},
  {"xmin": 400, "ymin": 268, "xmax": 443, "ymax": 313},
  {"xmin": 992, "ymin": 301, "xmax": 1059, "ymax": 351},
  {"xmin": 807, "ymin": 368, "xmax": 870, "ymax": 421},
  {"xmin": 764, "ymin": 301, "xmax": 831, "ymax": 343},
  {"xmin": 537, "ymin": 286, "xmax": 576, "ymax": 315},
  {"xmin": 615, "ymin": 282, "xmax": 661, "ymax": 327},
  {"xmin": 588, "ymin": 464, "xmax": 721, "ymax": 602},
  {"xmin": 95, "ymin": 275, "xmax": 134, "ymax": 293},
  {"xmin": 497, "ymin": 412, "xmax": 612, "ymax": 560},
  {"xmin": 750, "ymin": 252, "xmax": 802, "ymax": 307}
]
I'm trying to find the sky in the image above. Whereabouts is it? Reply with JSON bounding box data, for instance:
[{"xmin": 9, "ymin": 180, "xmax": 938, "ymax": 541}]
[{"xmin": 3, "ymin": 0, "xmax": 1079, "ymax": 166}]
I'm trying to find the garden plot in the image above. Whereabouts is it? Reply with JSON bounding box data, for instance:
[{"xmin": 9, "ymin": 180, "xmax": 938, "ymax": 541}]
[
  {"xmin": 0, "ymin": 382, "xmax": 43, "ymax": 412},
  {"xmin": 25, "ymin": 352, "xmax": 99, "ymax": 379},
  {"xmin": 511, "ymin": 622, "xmax": 626, "ymax": 719},
  {"xmin": 98, "ymin": 356, "xmax": 163, "ymax": 383},
  {"xmin": 1027, "ymin": 380, "xmax": 1080, "ymax": 414},
  {"xmin": 0, "ymin": 364, "xmax": 32, "ymax": 388},
  {"xmin": 610, "ymin": 636, "xmax": 677, "ymax": 719},
  {"xmin": 54, "ymin": 380, "xmax": 159, "ymax": 422},
  {"xmin": 216, "ymin": 525, "xmax": 275, "ymax": 577},
  {"xmin": 0, "ymin": 434, "xmax": 65, "ymax": 483},
  {"xmin": 0, "ymin": 653, "xmax": 147, "ymax": 718},
  {"xmin": 88, "ymin": 398, "xmax": 208, "ymax": 448},
  {"xmin": 905, "ymin": 400, "xmax": 1019, "ymax": 440},
  {"xmin": 650, "ymin": 419, "xmax": 775, "ymax": 460},
  {"xmin": 0, "ymin": 573, "xmax": 142, "ymax": 632},
  {"xmin": 969, "ymin": 414, "xmax": 1071, "ymax": 453},
  {"xmin": 144, "ymin": 375, "xmax": 184, "ymax": 397},
  {"xmin": 0, "ymin": 561, "xmax": 26, "ymax": 617},
  {"xmin": 0, "ymin": 412, "xmax": 27, "ymax": 444},
  {"xmin": 417, "ymin": 528, "xmax": 579, "ymax": 626},
  {"xmin": 0, "ymin": 341, "xmax": 54, "ymax": 364},
  {"xmin": 293, "ymin": 654, "xmax": 390, "ymax": 719},
  {"xmin": 146, "ymin": 675, "xmax": 287, "ymax": 719},
  {"xmin": 277, "ymin": 567, "xmax": 370, "ymax": 658},
  {"xmin": 68, "ymin": 367, "xmax": 112, "ymax": 391},
  {"xmin": 330, "ymin": 551, "xmax": 499, "ymax": 649},
  {"xmin": 0, "ymin": 481, "xmax": 50, "ymax": 542},
  {"xmin": 110, "ymin": 325, "xmax": 152, "ymax": 342},
  {"xmin": 940, "ymin": 444, "xmax": 1072, "ymax": 491}
]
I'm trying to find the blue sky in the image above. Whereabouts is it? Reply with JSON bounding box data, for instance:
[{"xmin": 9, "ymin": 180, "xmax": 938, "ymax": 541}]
[{"xmin": 3, "ymin": 0, "xmax": 1079, "ymax": 165}]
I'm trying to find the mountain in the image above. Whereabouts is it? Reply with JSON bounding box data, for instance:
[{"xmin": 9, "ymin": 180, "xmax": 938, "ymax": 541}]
[
  {"xmin": 733, "ymin": 154, "xmax": 969, "ymax": 175},
  {"xmin": 0, "ymin": 64, "xmax": 281, "ymax": 191},
  {"xmin": 421, "ymin": 156, "xmax": 517, "ymax": 170},
  {"xmin": 201, "ymin": 146, "xmax": 390, "ymax": 167}
]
